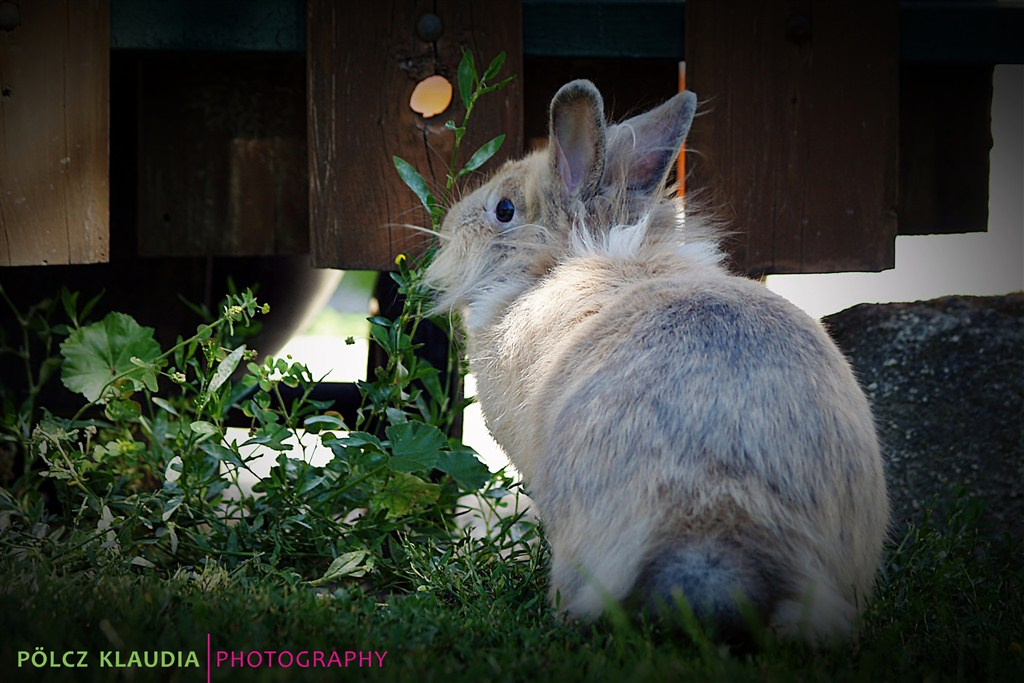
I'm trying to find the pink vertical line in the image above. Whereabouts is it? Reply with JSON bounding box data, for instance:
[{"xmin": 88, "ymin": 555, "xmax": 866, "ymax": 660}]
[{"xmin": 207, "ymin": 633, "xmax": 211, "ymax": 683}]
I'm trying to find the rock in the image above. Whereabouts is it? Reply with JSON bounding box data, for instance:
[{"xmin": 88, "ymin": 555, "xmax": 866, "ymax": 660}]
[{"xmin": 823, "ymin": 293, "xmax": 1024, "ymax": 540}]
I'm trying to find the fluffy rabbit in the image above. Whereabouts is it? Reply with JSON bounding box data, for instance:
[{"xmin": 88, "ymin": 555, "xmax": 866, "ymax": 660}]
[{"xmin": 426, "ymin": 80, "xmax": 888, "ymax": 643}]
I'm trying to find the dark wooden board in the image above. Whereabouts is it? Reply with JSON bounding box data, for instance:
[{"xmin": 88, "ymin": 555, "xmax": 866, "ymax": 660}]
[
  {"xmin": 137, "ymin": 53, "xmax": 308, "ymax": 257},
  {"xmin": 898, "ymin": 64, "xmax": 993, "ymax": 236},
  {"xmin": 307, "ymin": 0, "xmax": 524, "ymax": 270},
  {"xmin": 685, "ymin": 0, "xmax": 899, "ymax": 275},
  {"xmin": 0, "ymin": 0, "xmax": 109, "ymax": 266}
]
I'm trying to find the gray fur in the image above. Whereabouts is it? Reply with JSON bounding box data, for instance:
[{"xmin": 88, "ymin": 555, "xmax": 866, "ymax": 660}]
[{"xmin": 425, "ymin": 79, "xmax": 889, "ymax": 643}]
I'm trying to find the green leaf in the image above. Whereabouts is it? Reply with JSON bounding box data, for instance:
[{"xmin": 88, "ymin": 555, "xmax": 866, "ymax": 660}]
[
  {"xmin": 60, "ymin": 312, "xmax": 162, "ymax": 403},
  {"xmin": 392, "ymin": 156, "xmax": 436, "ymax": 217},
  {"xmin": 437, "ymin": 447, "xmax": 490, "ymax": 491},
  {"xmin": 479, "ymin": 75, "xmax": 516, "ymax": 96},
  {"xmin": 303, "ymin": 414, "xmax": 347, "ymax": 433},
  {"xmin": 199, "ymin": 441, "xmax": 245, "ymax": 469},
  {"xmin": 161, "ymin": 496, "xmax": 183, "ymax": 522},
  {"xmin": 386, "ymin": 422, "xmax": 447, "ymax": 473},
  {"xmin": 130, "ymin": 556, "xmax": 156, "ymax": 569},
  {"xmin": 104, "ymin": 398, "xmax": 141, "ymax": 423},
  {"xmin": 372, "ymin": 472, "xmax": 440, "ymax": 518},
  {"xmin": 457, "ymin": 49, "xmax": 477, "ymax": 111},
  {"xmin": 173, "ymin": 335, "xmax": 186, "ymax": 370},
  {"xmin": 413, "ymin": 364, "xmax": 444, "ymax": 404},
  {"xmin": 80, "ymin": 290, "xmax": 105, "ymax": 322},
  {"xmin": 338, "ymin": 432, "xmax": 385, "ymax": 452},
  {"xmin": 369, "ymin": 322, "xmax": 394, "ymax": 356},
  {"xmin": 190, "ymin": 420, "xmax": 218, "ymax": 437},
  {"xmin": 482, "ymin": 51, "xmax": 507, "ymax": 83},
  {"xmin": 164, "ymin": 455, "xmax": 183, "ymax": 483},
  {"xmin": 242, "ymin": 425, "xmax": 292, "ymax": 451},
  {"xmin": 309, "ymin": 550, "xmax": 372, "ymax": 586},
  {"xmin": 297, "ymin": 475, "xmax": 326, "ymax": 496},
  {"xmin": 208, "ymin": 344, "xmax": 245, "ymax": 395},
  {"xmin": 60, "ymin": 288, "xmax": 79, "ymax": 324},
  {"xmin": 151, "ymin": 397, "xmax": 179, "ymax": 416},
  {"xmin": 458, "ymin": 134, "xmax": 506, "ymax": 178}
]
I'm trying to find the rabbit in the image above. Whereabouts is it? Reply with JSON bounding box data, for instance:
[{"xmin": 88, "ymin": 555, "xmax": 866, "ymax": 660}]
[{"xmin": 425, "ymin": 79, "xmax": 889, "ymax": 644}]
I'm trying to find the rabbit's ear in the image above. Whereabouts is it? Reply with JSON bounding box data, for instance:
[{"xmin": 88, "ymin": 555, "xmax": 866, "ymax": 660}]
[
  {"xmin": 604, "ymin": 90, "xmax": 697, "ymax": 195},
  {"xmin": 549, "ymin": 80, "xmax": 607, "ymax": 204}
]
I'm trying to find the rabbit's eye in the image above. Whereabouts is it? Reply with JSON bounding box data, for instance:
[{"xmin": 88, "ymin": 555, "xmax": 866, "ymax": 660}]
[{"xmin": 495, "ymin": 197, "xmax": 516, "ymax": 223}]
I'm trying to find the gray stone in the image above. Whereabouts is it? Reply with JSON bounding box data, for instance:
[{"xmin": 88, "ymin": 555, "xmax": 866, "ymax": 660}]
[{"xmin": 823, "ymin": 293, "xmax": 1024, "ymax": 540}]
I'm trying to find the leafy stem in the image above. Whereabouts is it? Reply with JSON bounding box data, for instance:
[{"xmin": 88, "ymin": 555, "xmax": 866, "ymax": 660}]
[
  {"xmin": 66, "ymin": 296, "xmax": 266, "ymax": 425},
  {"xmin": 393, "ymin": 50, "xmax": 515, "ymax": 234}
]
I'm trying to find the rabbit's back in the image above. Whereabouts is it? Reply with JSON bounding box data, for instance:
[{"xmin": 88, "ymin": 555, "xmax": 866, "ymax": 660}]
[{"xmin": 472, "ymin": 255, "xmax": 887, "ymax": 638}]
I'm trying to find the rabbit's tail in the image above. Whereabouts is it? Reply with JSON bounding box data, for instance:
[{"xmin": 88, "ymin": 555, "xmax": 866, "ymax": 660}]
[{"xmin": 638, "ymin": 537, "xmax": 788, "ymax": 642}]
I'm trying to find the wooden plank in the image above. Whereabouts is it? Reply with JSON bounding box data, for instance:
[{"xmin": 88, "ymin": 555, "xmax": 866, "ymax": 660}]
[
  {"xmin": 137, "ymin": 53, "xmax": 308, "ymax": 257},
  {"xmin": 308, "ymin": 0, "xmax": 524, "ymax": 270},
  {"xmin": 0, "ymin": 0, "xmax": 109, "ymax": 266},
  {"xmin": 898, "ymin": 64, "xmax": 992, "ymax": 235},
  {"xmin": 685, "ymin": 0, "xmax": 898, "ymax": 275}
]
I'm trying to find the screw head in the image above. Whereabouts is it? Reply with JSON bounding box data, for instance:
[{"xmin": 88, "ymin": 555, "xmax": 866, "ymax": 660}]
[
  {"xmin": 416, "ymin": 13, "xmax": 443, "ymax": 43},
  {"xmin": 0, "ymin": 2, "xmax": 21, "ymax": 32},
  {"xmin": 785, "ymin": 15, "xmax": 812, "ymax": 45}
]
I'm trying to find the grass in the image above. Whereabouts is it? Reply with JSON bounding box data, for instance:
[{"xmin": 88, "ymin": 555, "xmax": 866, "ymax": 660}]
[{"xmin": 2, "ymin": 492, "xmax": 1022, "ymax": 683}]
